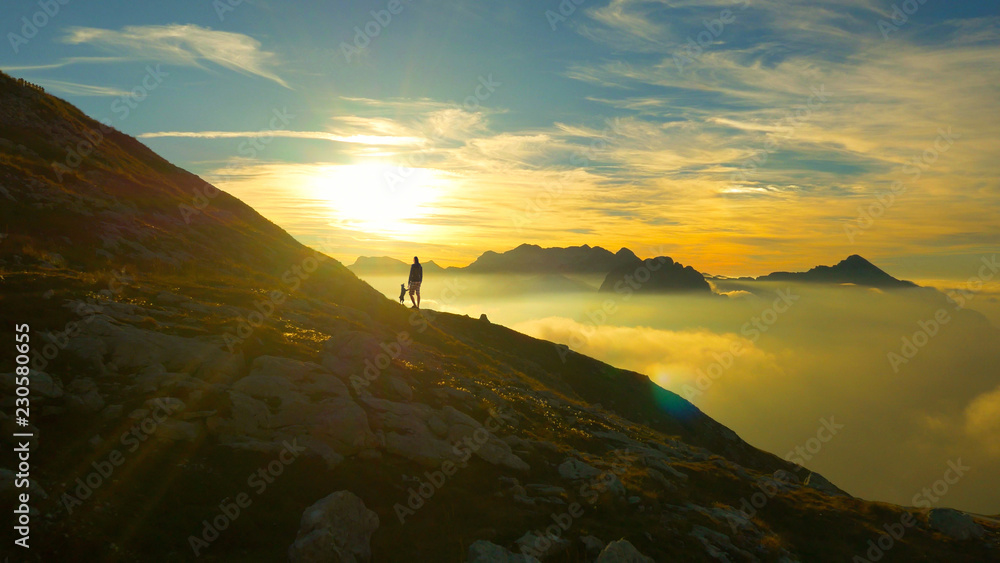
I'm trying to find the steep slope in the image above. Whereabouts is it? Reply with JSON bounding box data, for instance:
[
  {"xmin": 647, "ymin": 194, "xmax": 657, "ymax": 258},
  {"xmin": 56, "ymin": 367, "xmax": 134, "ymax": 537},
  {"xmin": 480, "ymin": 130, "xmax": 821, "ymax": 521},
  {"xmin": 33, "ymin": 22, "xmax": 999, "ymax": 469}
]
[
  {"xmin": 756, "ymin": 255, "xmax": 917, "ymax": 288},
  {"xmin": 1, "ymin": 74, "xmax": 996, "ymax": 561}
]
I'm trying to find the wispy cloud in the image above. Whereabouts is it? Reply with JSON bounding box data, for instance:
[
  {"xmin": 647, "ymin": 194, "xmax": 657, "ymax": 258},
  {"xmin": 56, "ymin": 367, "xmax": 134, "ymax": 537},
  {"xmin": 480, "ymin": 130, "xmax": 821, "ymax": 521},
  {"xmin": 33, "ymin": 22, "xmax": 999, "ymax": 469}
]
[
  {"xmin": 31, "ymin": 79, "xmax": 132, "ymax": 97},
  {"xmin": 62, "ymin": 24, "xmax": 289, "ymax": 88},
  {"xmin": 138, "ymin": 130, "xmax": 425, "ymax": 146},
  {"xmin": 1, "ymin": 56, "xmax": 129, "ymax": 71}
]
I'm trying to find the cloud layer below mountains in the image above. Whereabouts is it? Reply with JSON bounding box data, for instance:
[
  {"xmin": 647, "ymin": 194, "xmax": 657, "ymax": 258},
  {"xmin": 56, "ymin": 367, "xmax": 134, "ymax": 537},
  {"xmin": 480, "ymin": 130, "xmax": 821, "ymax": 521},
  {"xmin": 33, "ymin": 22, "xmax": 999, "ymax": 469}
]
[{"xmin": 358, "ymin": 274, "xmax": 1000, "ymax": 514}]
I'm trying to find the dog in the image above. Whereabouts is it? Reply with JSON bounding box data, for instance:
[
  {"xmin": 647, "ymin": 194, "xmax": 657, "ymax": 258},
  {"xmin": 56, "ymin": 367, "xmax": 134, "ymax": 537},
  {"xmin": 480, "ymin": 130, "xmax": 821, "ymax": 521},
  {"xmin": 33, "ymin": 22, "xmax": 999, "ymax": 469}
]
[{"xmin": 399, "ymin": 283, "xmax": 407, "ymax": 304}]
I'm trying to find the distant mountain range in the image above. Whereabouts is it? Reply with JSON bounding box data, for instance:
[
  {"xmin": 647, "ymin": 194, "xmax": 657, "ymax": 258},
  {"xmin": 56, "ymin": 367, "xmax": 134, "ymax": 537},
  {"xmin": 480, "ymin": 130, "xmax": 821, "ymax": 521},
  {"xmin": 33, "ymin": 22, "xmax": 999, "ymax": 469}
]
[
  {"xmin": 461, "ymin": 243, "xmax": 638, "ymax": 274},
  {"xmin": 350, "ymin": 247, "xmax": 916, "ymax": 294}
]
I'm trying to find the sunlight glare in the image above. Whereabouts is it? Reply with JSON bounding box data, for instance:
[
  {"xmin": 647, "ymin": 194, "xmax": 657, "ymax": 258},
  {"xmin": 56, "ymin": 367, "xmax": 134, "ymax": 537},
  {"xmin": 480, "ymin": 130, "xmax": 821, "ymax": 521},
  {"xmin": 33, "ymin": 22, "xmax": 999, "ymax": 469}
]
[{"xmin": 308, "ymin": 162, "xmax": 444, "ymax": 238}]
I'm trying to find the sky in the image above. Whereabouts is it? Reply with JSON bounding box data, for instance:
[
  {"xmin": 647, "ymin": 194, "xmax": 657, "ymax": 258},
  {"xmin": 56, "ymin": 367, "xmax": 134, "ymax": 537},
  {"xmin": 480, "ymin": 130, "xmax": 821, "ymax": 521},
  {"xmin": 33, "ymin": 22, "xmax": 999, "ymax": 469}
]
[{"xmin": 2, "ymin": 0, "xmax": 999, "ymax": 280}]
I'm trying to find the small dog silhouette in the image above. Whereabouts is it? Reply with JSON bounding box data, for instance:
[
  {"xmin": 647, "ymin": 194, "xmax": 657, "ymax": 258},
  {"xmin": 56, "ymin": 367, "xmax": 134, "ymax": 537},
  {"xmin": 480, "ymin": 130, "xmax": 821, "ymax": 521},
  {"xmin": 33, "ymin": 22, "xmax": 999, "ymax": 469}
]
[{"xmin": 399, "ymin": 283, "xmax": 407, "ymax": 304}]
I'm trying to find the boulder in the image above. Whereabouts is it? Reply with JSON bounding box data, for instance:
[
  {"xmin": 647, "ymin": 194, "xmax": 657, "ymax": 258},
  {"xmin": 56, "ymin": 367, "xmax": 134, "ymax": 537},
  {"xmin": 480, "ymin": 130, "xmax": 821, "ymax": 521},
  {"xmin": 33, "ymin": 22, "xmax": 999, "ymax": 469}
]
[
  {"xmin": 467, "ymin": 539, "xmax": 539, "ymax": 563},
  {"xmin": 0, "ymin": 371, "xmax": 62, "ymax": 399},
  {"xmin": 288, "ymin": 491, "xmax": 379, "ymax": 563},
  {"xmin": 62, "ymin": 313, "xmax": 244, "ymax": 383},
  {"xmin": 153, "ymin": 419, "xmax": 202, "ymax": 442},
  {"xmin": 580, "ymin": 535, "xmax": 605, "ymax": 556},
  {"xmin": 928, "ymin": 508, "xmax": 985, "ymax": 540},
  {"xmin": 248, "ymin": 356, "xmax": 349, "ymax": 397},
  {"xmin": 66, "ymin": 377, "xmax": 104, "ymax": 414},
  {"xmin": 320, "ymin": 330, "xmax": 385, "ymax": 373},
  {"xmin": 594, "ymin": 539, "xmax": 653, "ymax": 563},
  {"xmin": 516, "ymin": 531, "xmax": 570, "ymax": 559},
  {"xmin": 595, "ymin": 539, "xmax": 654, "ymax": 563},
  {"xmin": 558, "ymin": 458, "xmax": 602, "ymax": 480}
]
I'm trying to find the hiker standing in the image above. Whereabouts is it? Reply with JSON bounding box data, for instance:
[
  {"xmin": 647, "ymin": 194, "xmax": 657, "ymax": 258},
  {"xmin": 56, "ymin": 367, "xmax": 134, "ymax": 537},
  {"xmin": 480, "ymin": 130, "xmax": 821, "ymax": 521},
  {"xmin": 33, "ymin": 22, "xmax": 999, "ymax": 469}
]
[{"xmin": 408, "ymin": 256, "xmax": 422, "ymax": 309}]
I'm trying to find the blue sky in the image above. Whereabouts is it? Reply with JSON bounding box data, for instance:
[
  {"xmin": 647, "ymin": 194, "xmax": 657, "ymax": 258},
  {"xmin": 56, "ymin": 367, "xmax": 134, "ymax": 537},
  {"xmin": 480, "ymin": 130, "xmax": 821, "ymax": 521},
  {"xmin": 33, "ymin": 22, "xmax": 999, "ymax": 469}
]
[{"xmin": 3, "ymin": 0, "xmax": 998, "ymax": 279}]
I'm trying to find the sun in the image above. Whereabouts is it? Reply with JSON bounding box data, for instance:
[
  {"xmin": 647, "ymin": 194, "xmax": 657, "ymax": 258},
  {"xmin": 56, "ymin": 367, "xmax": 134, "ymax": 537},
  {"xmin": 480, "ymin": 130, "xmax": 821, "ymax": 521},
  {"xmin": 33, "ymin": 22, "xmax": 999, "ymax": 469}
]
[{"xmin": 308, "ymin": 162, "xmax": 443, "ymax": 238}]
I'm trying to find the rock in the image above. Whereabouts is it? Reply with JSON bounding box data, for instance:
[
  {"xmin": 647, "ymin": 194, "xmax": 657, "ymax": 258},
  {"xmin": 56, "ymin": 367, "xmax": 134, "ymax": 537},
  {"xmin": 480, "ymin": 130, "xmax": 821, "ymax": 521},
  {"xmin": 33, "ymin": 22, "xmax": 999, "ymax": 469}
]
[
  {"xmin": 513, "ymin": 495, "xmax": 536, "ymax": 506},
  {"xmin": 558, "ymin": 458, "xmax": 602, "ymax": 480},
  {"xmin": 360, "ymin": 397, "xmax": 456, "ymax": 466},
  {"xmin": 441, "ymin": 407, "xmax": 529, "ymax": 471},
  {"xmin": 61, "ymin": 313, "xmax": 245, "ymax": 383},
  {"xmin": 604, "ymin": 474, "xmax": 628, "ymax": 499},
  {"xmin": 154, "ymin": 419, "xmax": 202, "ymax": 442},
  {"xmin": 0, "ymin": 371, "xmax": 62, "ymax": 399},
  {"xmin": 479, "ymin": 314, "xmax": 490, "ymax": 323},
  {"xmin": 249, "ymin": 356, "xmax": 349, "ymax": 397},
  {"xmin": 467, "ymin": 539, "xmax": 539, "ymax": 563},
  {"xmin": 288, "ymin": 491, "xmax": 379, "ymax": 563},
  {"xmin": 525, "ymin": 484, "xmax": 566, "ymax": 497},
  {"xmin": 66, "ymin": 377, "xmax": 104, "ymax": 414},
  {"xmin": 645, "ymin": 458, "xmax": 688, "ymax": 480},
  {"xmin": 154, "ymin": 291, "xmax": 190, "ymax": 304},
  {"xmin": 382, "ymin": 375, "xmax": 413, "ymax": 402},
  {"xmin": 211, "ymin": 391, "xmax": 271, "ymax": 436},
  {"xmin": 928, "ymin": 508, "xmax": 985, "ymax": 540},
  {"xmin": 234, "ymin": 373, "xmax": 308, "ymax": 406},
  {"xmin": 580, "ymin": 535, "xmax": 605, "ymax": 555},
  {"xmin": 101, "ymin": 404, "xmax": 124, "ymax": 420},
  {"xmin": 308, "ymin": 398, "xmax": 380, "ymax": 454},
  {"xmin": 595, "ymin": 539, "xmax": 654, "ymax": 562},
  {"xmin": 320, "ymin": 330, "xmax": 385, "ymax": 373},
  {"xmin": 689, "ymin": 525, "xmax": 755, "ymax": 561},
  {"xmin": 516, "ymin": 531, "xmax": 570, "ymax": 559},
  {"xmin": 144, "ymin": 396, "xmax": 186, "ymax": 413},
  {"xmin": 498, "ymin": 476, "xmax": 520, "ymax": 488}
]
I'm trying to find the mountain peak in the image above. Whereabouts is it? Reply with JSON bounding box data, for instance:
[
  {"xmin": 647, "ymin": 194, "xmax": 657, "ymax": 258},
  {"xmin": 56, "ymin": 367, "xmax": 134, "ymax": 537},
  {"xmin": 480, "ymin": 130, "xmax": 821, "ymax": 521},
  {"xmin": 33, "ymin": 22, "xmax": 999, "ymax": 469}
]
[
  {"xmin": 758, "ymin": 255, "xmax": 916, "ymax": 288},
  {"xmin": 839, "ymin": 254, "xmax": 875, "ymax": 267}
]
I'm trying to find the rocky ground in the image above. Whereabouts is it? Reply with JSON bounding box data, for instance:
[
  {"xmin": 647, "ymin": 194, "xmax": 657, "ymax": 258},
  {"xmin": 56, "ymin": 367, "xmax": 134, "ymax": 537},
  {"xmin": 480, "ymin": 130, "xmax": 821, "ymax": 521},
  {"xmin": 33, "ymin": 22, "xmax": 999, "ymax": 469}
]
[{"xmin": 1, "ymin": 266, "xmax": 998, "ymax": 562}]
